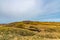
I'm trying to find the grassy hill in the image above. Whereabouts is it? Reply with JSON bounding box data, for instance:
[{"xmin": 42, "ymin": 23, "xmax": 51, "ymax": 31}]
[{"xmin": 0, "ymin": 21, "xmax": 60, "ymax": 40}]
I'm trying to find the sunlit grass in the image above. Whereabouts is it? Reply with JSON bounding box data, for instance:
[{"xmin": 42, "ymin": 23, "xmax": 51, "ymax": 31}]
[{"xmin": 0, "ymin": 21, "xmax": 60, "ymax": 40}]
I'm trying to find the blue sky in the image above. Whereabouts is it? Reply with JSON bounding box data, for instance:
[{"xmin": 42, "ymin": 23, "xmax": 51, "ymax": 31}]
[{"xmin": 0, "ymin": 0, "xmax": 60, "ymax": 23}]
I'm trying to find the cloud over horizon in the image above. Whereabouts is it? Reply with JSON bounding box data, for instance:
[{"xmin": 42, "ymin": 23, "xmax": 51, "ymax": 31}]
[{"xmin": 0, "ymin": 0, "xmax": 60, "ymax": 23}]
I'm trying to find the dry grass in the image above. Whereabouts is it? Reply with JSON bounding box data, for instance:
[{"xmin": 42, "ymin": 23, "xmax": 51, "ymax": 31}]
[{"xmin": 0, "ymin": 21, "xmax": 60, "ymax": 40}]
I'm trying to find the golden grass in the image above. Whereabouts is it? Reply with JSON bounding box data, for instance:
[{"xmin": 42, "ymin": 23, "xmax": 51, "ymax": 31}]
[{"xmin": 0, "ymin": 21, "xmax": 60, "ymax": 40}]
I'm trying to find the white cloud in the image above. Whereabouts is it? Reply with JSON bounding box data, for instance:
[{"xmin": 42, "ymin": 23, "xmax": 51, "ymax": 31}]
[
  {"xmin": 1, "ymin": 0, "xmax": 36, "ymax": 17},
  {"xmin": 42, "ymin": 18, "xmax": 60, "ymax": 22},
  {"xmin": 43, "ymin": 0, "xmax": 60, "ymax": 14},
  {"xmin": 0, "ymin": 0, "xmax": 60, "ymax": 21}
]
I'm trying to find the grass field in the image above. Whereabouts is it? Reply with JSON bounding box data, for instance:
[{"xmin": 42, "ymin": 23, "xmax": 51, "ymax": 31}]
[{"xmin": 0, "ymin": 21, "xmax": 60, "ymax": 40}]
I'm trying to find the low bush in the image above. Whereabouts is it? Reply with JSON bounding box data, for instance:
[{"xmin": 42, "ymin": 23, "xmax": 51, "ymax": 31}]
[{"xmin": 28, "ymin": 26, "xmax": 41, "ymax": 32}]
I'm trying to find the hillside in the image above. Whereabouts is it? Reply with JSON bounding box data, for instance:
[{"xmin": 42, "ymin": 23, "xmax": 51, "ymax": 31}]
[{"xmin": 0, "ymin": 21, "xmax": 60, "ymax": 40}]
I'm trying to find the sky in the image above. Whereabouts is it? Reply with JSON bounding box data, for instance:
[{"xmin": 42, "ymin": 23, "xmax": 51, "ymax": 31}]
[{"xmin": 0, "ymin": 0, "xmax": 60, "ymax": 23}]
